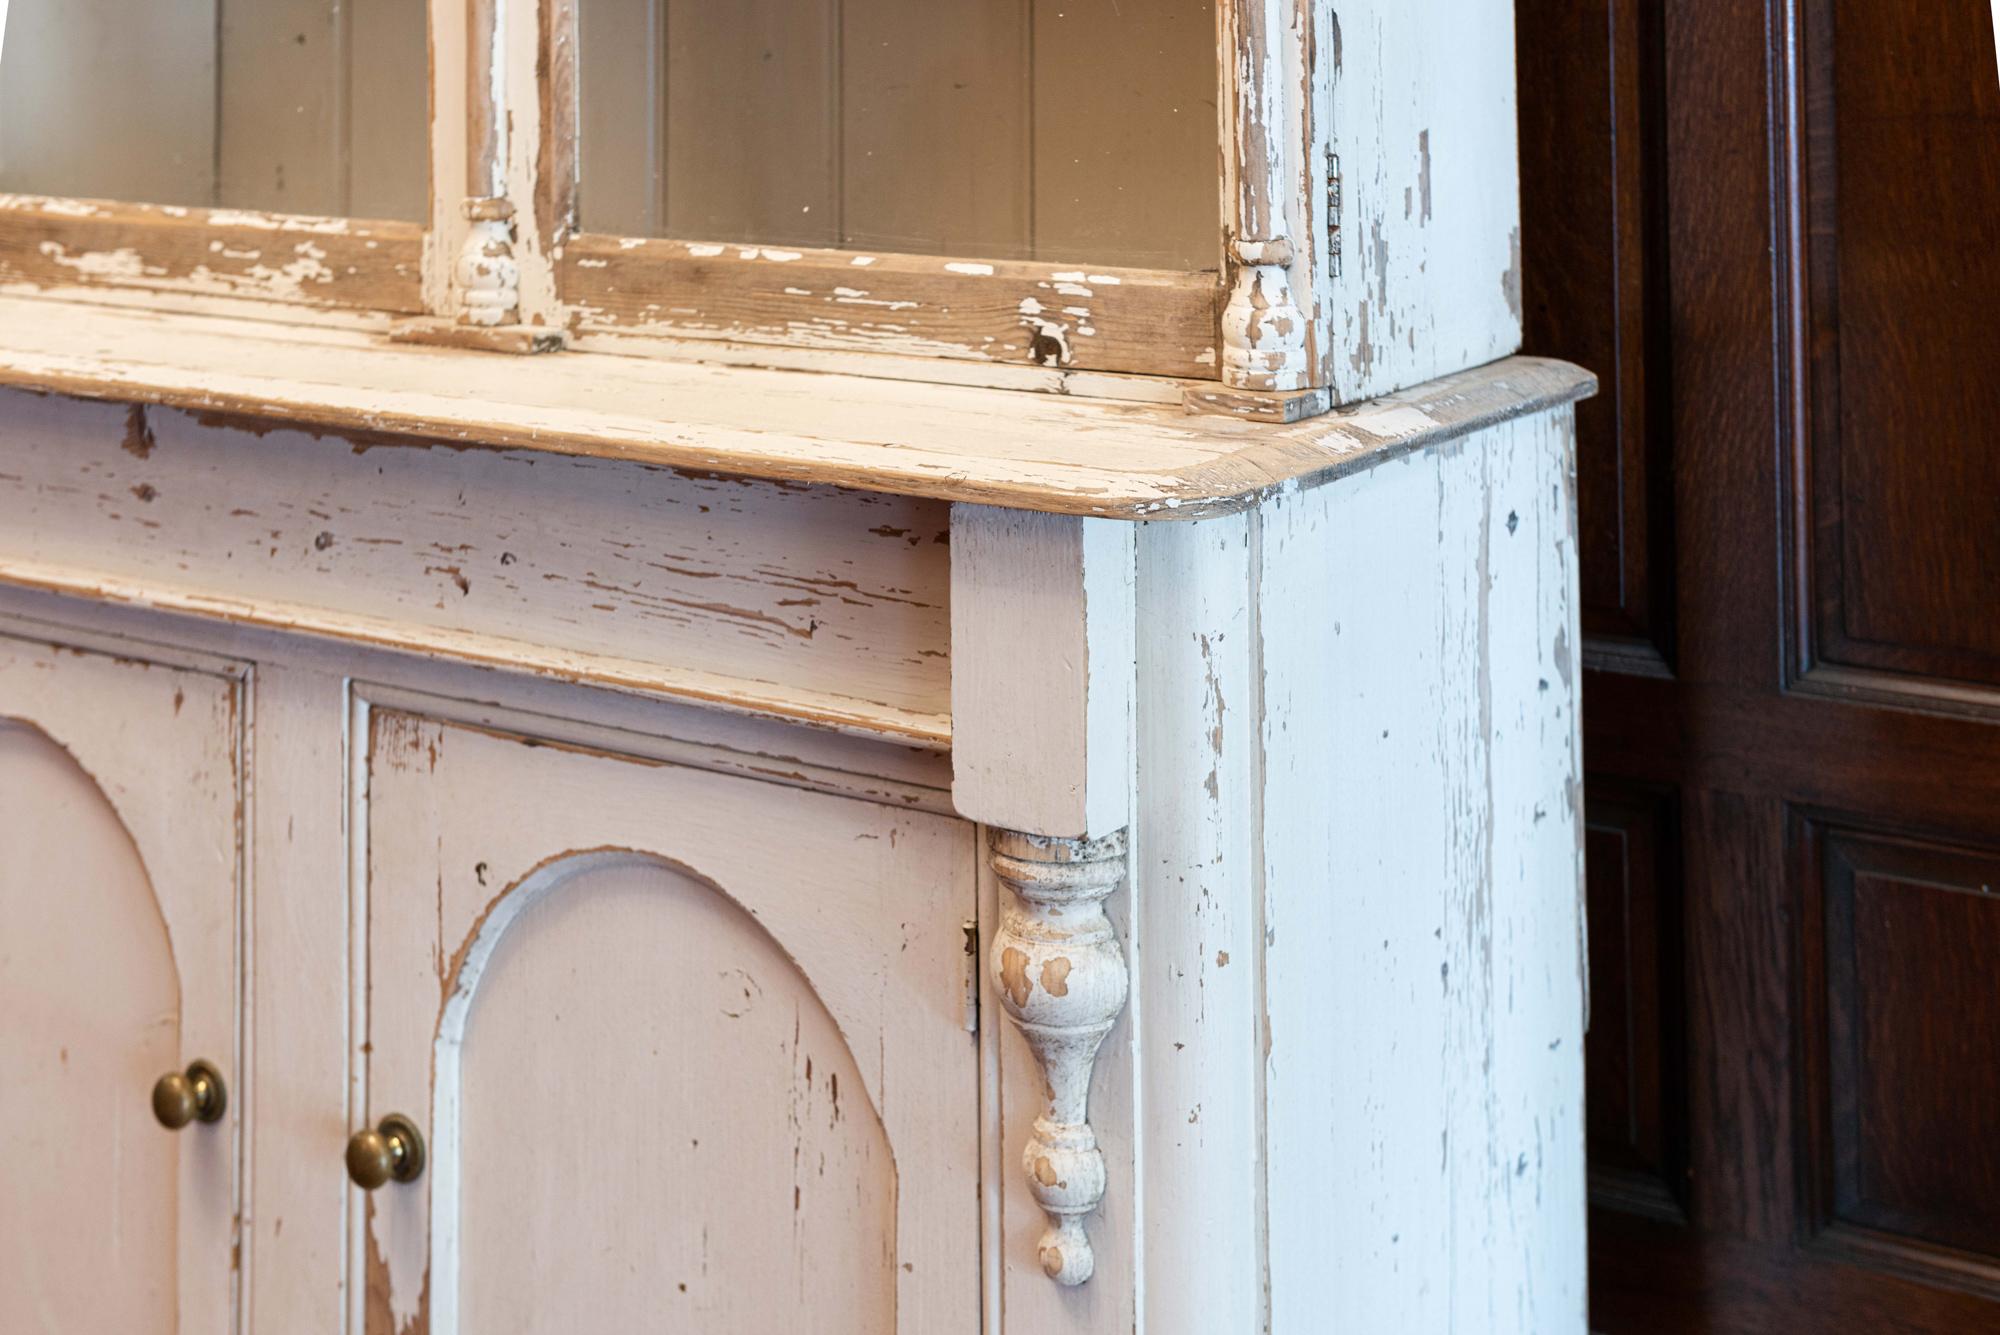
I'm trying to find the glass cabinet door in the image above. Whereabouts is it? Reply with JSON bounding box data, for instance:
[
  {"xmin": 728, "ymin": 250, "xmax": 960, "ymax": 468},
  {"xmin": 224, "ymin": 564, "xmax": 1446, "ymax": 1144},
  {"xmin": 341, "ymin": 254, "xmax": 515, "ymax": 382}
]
[
  {"xmin": 577, "ymin": 0, "xmax": 1219, "ymax": 269},
  {"xmin": 0, "ymin": 0, "xmax": 427, "ymax": 218}
]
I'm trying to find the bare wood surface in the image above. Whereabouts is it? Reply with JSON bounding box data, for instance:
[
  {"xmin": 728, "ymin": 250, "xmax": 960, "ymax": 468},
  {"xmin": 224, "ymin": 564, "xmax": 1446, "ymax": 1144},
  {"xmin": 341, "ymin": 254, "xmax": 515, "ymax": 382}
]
[
  {"xmin": 0, "ymin": 196, "xmax": 423, "ymax": 312},
  {"xmin": 558, "ymin": 233, "xmax": 1222, "ymax": 378},
  {"xmin": 0, "ymin": 294, "xmax": 1591, "ymax": 519}
]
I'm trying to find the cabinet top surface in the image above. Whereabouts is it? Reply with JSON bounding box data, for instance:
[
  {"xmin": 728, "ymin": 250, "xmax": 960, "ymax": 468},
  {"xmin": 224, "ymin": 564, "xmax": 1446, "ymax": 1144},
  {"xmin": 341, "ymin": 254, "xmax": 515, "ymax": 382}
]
[{"xmin": 0, "ymin": 296, "xmax": 1591, "ymax": 519}]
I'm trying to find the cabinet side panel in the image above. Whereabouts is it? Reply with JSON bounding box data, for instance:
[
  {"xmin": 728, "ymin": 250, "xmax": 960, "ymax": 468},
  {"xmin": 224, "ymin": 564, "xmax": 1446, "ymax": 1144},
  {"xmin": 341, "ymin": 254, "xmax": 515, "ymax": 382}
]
[
  {"xmin": 1133, "ymin": 512, "xmax": 1265, "ymax": 1332},
  {"xmin": 1258, "ymin": 411, "xmax": 1584, "ymax": 1332},
  {"xmin": 1323, "ymin": 0, "xmax": 1523, "ymax": 403}
]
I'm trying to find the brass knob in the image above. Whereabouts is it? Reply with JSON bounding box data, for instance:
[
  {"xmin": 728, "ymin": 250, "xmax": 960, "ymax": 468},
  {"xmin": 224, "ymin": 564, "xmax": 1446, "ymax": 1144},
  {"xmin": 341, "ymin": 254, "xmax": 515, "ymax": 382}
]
[
  {"xmin": 346, "ymin": 1114, "xmax": 425, "ymax": 1189},
  {"xmin": 152, "ymin": 1060, "xmax": 227, "ymax": 1129}
]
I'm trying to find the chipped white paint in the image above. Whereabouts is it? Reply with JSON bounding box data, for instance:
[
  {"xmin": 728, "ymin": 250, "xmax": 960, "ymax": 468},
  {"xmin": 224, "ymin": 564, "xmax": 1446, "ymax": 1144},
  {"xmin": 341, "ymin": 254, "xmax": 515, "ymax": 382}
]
[
  {"xmin": 941, "ymin": 398, "xmax": 1586, "ymax": 1327},
  {"xmin": 0, "ymin": 633, "xmax": 242, "ymax": 1335},
  {"xmin": 202, "ymin": 209, "xmax": 356, "ymax": 235},
  {"xmin": 0, "ymin": 362, "xmax": 1587, "ymax": 1332},
  {"xmin": 950, "ymin": 507, "xmax": 1134, "ymax": 839},
  {"xmin": 1220, "ymin": 244, "xmax": 1310, "ymax": 391},
  {"xmin": 3, "ymin": 194, "xmax": 106, "ymax": 217},
  {"xmin": 360, "ymin": 706, "xmax": 979, "ymax": 1332},
  {"xmin": 557, "ymin": 235, "xmax": 1220, "ymax": 379},
  {"xmin": 4, "ymin": 196, "xmax": 422, "ymax": 313},
  {"xmin": 988, "ymin": 829, "xmax": 1130, "ymax": 1286},
  {"xmin": 1258, "ymin": 409, "xmax": 1587, "ymax": 1332},
  {"xmin": 455, "ymin": 216, "xmax": 520, "ymax": 325},
  {"xmin": 1322, "ymin": 1, "xmax": 1524, "ymax": 401},
  {"xmin": 1216, "ymin": 0, "xmax": 1314, "ymax": 395},
  {"xmin": 1131, "ymin": 510, "xmax": 1265, "ymax": 1332},
  {"xmin": 0, "ymin": 294, "xmax": 1593, "ymax": 520},
  {"xmin": 0, "ymin": 390, "xmax": 955, "ymax": 742},
  {"xmin": 36, "ymin": 241, "xmax": 158, "ymax": 280}
]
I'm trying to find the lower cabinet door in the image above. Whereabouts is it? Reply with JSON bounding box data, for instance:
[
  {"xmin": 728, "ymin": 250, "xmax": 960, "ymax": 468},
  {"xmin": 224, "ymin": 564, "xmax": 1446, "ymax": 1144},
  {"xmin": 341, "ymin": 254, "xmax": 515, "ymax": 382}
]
[
  {"xmin": 357, "ymin": 709, "xmax": 981, "ymax": 1335},
  {"xmin": 0, "ymin": 633, "xmax": 242, "ymax": 1333}
]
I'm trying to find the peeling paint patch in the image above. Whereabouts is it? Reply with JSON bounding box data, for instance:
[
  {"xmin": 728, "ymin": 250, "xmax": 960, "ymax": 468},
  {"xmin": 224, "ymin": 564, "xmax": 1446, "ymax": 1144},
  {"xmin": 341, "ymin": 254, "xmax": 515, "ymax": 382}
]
[
  {"xmin": 1502, "ymin": 226, "xmax": 1523, "ymax": 321},
  {"xmin": 37, "ymin": 242, "xmax": 160, "ymax": 280},
  {"xmin": 1418, "ymin": 130, "xmax": 1433, "ymax": 224}
]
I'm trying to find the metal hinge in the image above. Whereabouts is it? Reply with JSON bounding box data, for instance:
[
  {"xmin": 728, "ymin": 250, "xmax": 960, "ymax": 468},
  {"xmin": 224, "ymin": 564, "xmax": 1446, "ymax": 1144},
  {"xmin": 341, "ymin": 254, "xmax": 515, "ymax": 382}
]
[
  {"xmin": 963, "ymin": 919, "xmax": 981, "ymax": 1035},
  {"xmin": 1327, "ymin": 149, "xmax": 1344, "ymax": 279}
]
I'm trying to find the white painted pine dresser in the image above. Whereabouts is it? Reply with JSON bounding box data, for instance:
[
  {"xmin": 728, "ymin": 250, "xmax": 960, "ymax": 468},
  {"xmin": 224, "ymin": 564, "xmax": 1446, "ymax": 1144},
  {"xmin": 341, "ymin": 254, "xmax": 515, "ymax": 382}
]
[{"xmin": 0, "ymin": 1, "xmax": 1591, "ymax": 1331}]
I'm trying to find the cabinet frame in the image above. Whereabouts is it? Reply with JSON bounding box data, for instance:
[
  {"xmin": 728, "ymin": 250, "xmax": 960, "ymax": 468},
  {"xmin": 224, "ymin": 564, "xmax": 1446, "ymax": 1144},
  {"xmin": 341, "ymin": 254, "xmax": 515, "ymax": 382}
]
[
  {"xmin": 0, "ymin": 0, "xmax": 1354, "ymax": 414},
  {"xmin": 0, "ymin": 625, "xmax": 250, "ymax": 1335}
]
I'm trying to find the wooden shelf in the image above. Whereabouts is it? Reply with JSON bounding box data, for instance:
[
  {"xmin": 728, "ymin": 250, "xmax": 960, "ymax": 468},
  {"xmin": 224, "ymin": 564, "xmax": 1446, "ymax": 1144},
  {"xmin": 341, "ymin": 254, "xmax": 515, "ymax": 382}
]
[{"xmin": 0, "ymin": 295, "xmax": 1592, "ymax": 519}]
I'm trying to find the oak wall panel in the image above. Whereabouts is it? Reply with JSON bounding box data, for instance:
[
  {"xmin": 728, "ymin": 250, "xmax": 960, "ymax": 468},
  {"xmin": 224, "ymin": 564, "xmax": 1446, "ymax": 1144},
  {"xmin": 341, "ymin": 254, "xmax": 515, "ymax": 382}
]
[
  {"xmin": 1801, "ymin": 821, "xmax": 2000, "ymax": 1287},
  {"xmin": 1516, "ymin": 0, "xmax": 1672, "ymax": 658},
  {"xmin": 1797, "ymin": 0, "xmax": 2000, "ymax": 690},
  {"xmin": 1583, "ymin": 782, "xmax": 1685, "ymax": 1220}
]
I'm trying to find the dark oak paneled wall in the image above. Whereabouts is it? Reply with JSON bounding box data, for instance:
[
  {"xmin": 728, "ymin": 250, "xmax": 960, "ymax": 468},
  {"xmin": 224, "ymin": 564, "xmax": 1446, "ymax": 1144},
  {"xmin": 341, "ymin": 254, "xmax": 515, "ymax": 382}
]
[
  {"xmin": 1801, "ymin": 1, "xmax": 2000, "ymax": 689},
  {"xmin": 1519, "ymin": 0, "xmax": 2000, "ymax": 1329},
  {"xmin": 1516, "ymin": 0, "xmax": 1672, "ymax": 658}
]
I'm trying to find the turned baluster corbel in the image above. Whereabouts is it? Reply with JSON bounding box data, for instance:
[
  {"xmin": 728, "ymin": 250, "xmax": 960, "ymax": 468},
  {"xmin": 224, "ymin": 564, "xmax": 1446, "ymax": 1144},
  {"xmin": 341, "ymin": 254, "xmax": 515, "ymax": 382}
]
[
  {"xmin": 1221, "ymin": 235, "xmax": 1309, "ymax": 392},
  {"xmin": 457, "ymin": 197, "xmax": 521, "ymax": 328},
  {"xmin": 988, "ymin": 827, "xmax": 1130, "ymax": 1287}
]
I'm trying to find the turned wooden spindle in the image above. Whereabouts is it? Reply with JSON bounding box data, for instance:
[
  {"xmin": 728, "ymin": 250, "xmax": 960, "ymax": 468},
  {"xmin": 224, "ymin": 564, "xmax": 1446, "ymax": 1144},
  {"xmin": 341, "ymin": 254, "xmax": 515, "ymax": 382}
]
[{"xmin": 988, "ymin": 827, "xmax": 1129, "ymax": 1287}]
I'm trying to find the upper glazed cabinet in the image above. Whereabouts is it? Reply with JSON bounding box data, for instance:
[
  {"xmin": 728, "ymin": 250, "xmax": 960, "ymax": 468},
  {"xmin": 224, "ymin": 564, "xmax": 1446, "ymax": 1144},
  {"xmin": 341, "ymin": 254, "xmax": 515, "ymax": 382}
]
[{"xmin": 0, "ymin": 0, "xmax": 1523, "ymax": 418}]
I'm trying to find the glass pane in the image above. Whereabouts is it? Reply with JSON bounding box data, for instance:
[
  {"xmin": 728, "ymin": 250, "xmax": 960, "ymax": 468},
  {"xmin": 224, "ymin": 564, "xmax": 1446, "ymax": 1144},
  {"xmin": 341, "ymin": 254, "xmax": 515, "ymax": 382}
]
[
  {"xmin": 0, "ymin": 0, "xmax": 428, "ymax": 219},
  {"xmin": 578, "ymin": 0, "xmax": 1219, "ymax": 270}
]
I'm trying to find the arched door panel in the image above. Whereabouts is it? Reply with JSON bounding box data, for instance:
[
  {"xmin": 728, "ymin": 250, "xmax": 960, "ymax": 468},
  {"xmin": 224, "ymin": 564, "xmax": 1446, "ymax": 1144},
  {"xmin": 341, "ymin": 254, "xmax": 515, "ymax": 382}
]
[
  {"xmin": 0, "ymin": 634, "xmax": 243, "ymax": 1334},
  {"xmin": 454, "ymin": 854, "xmax": 896, "ymax": 1333},
  {"xmin": 361, "ymin": 710, "xmax": 980, "ymax": 1335}
]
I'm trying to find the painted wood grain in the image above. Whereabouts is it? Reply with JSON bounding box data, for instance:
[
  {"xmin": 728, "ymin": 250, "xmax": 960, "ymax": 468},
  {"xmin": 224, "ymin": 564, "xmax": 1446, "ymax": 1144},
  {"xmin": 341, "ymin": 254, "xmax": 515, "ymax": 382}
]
[
  {"xmin": 985, "ymin": 839, "xmax": 1141, "ymax": 1335},
  {"xmin": 0, "ymin": 587, "xmax": 957, "ymax": 806},
  {"xmin": 1257, "ymin": 409, "xmax": 1586, "ymax": 1332},
  {"xmin": 0, "ymin": 390, "xmax": 954, "ymax": 743},
  {"xmin": 1322, "ymin": 0, "xmax": 1524, "ymax": 401},
  {"xmin": 950, "ymin": 507, "xmax": 1134, "ymax": 840},
  {"xmin": 453, "ymin": 856, "xmax": 897, "ymax": 1331},
  {"xmin": 1131, "ymin": 510, "xmax": 1265, "ymax": 1331},
  {"xmin": 0, "ymin": 633, "xmax": 243, "ymax": 1335},
  {"xmin": 1215, "ymin": 0, "xmax": 1313, "ymax": 394},
  {"xmin": 359, "ymin": 708, "xmax": 981, "ymax": 1333},
  {"xmin": 558, "ymin": 234, "xmax": 1221, "ymax": 378},
  {"xmin": 0, "ymin": 721, "xmax": 181, "ymax": 1334},
  {"xmin": 0, "ymin": 196, "xmax": 423, "ymax": 312},
  {"xmin": 242, "ymin": 664, "xmax": 355, "ymax": 1335},
  {"xmin": 0, "ymin": 295, "xmax": 1594, "ymax": 518}
]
